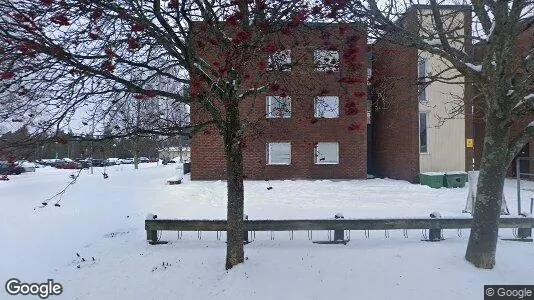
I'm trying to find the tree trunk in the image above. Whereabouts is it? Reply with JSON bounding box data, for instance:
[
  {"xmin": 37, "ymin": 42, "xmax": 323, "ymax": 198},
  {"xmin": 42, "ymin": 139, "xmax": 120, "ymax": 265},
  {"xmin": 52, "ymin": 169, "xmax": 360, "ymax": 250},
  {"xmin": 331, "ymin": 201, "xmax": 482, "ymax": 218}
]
[
  {"xmin": 223, "ymin": 102, "xmax": 245, "ymax": 270},
  {"xmin": 224, "ymin": 142, "xmax": 245, "ymax": 269},
  {"xmin": 465, "ymin": 114, "xmax": 510, "ymax": 269},
  {"xmin": 134, "ymin": 134, "xmax": 139, "ymax": 170}
]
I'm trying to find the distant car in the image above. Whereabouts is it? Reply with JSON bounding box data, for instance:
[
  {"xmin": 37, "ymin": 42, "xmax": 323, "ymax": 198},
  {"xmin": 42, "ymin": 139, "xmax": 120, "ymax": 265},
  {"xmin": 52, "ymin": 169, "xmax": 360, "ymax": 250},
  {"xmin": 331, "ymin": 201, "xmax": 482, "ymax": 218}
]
[
  {"xmin": 38, "ymin": 159, "xmax": 61, "ymax": 167},
  {"xmin": 0, "ymin": 161, "xmax": 25, "ymax": 175},
  {"xmin": 120, "ymin": 158, "xmax": 135, "ymax": 164},
  {"xmin": 90, "ymin": 159, "xmax": 106, "ymax": 167},
  {"xmin": 161, "ymin": 158, "xmax": 175, "ymax": 164},
  {"xmin": 139, "ymin": 157, "xmax": 150, "ymax": 163},
  {"xmin": 106, "ymin": 158, "xmax": 121, "ymax": 165},
  {"xmin": 55, "ymin": 161, "xmax": 81, "ymax": 169},
  {"xmin": 0, "ymin": 161, "xmax": 10, "ymax": 175},
  {"xmin": 16, "ymin": 161, "xmax": 36, "ymax": 172},
  {"xmin": 76, "ymin": 159, "xmax": 92, "ymax": 169}
]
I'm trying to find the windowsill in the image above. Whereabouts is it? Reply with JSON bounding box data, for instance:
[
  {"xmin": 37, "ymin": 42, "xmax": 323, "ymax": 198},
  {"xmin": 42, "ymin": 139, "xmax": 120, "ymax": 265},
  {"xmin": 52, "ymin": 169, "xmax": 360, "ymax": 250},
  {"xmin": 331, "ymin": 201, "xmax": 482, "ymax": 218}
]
[
  {"xmin": 266, "ymin": 116, "xmax": 291, "ymax": 119},
  {"xmin": 314, "ymin": 116, "xmax": 340, "ymax": 119},
  {"xmin": 315, "ymin": 162, "xmax": 339, "ymax": 165},
  {"xmin": 266, "ymin": 163, "xmax": 291, "ymax": 166},
  {"xmin": 420, "ymin": 152, "xmax": 430, "ymax": 155}
]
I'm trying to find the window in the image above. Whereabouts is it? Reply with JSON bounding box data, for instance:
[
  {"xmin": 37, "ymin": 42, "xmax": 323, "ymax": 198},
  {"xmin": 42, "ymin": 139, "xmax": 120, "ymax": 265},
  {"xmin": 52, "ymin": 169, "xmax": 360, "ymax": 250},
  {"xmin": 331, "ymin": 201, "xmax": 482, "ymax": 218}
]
[
  {"xmin": 419, "ymin": 112, "xmax": 429, "ymax": 154},
  {"xmin": 314, "ymin": 50, "xmax": 340, "ymax": 72},
  {"xmin": 314, "ymin": 142, "xmax": 339, "ymax": 164},
  {"xmin": 267, "ymin": 143, "xmax": 291, "ymax": 165},
  {"xmin": 418, "ymin": 57, "xmax": 429, "ymax": 102},
  {"xmin": 268, "ymin": 50, "xmax": 291, "ymax": 71},
  {"xmin": 314, "ymin": 96, "xmax": 339, "ymax": 118},
  {"xmin": 266, "ymin": 96, "xmax": 291, "ymax": 118}
]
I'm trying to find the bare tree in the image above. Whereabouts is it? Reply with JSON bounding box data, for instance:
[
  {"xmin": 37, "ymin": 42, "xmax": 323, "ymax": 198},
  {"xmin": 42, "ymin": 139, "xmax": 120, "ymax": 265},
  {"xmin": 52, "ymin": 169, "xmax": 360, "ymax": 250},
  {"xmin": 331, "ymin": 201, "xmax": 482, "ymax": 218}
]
[
  {"xmin": 0, "ymin": 0, "xmax": 324, "ymax": 269},
  {"xmin": 344, "ymin": 0, "xmax": 534, "ymax": 268}
]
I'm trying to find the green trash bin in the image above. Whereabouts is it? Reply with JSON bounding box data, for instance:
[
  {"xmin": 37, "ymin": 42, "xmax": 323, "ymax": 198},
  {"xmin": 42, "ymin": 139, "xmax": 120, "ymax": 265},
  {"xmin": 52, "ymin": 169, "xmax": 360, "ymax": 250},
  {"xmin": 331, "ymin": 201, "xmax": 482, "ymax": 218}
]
[
  {"xmin": 419, "ymin": 172, "xmax": 445, "ymax": 188},
  {"xmin": 444, "ymin": 172, "xmax": 467, "ymax": 188}
]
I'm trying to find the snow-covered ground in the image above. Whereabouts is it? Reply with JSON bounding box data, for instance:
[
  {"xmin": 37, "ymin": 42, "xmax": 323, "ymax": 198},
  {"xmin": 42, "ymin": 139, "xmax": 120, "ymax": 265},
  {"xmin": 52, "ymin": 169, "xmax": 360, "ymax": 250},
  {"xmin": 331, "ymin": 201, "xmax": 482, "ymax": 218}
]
[{"xmin": 1, "ymin": 163, "xmax": 533, "ymax": 300}]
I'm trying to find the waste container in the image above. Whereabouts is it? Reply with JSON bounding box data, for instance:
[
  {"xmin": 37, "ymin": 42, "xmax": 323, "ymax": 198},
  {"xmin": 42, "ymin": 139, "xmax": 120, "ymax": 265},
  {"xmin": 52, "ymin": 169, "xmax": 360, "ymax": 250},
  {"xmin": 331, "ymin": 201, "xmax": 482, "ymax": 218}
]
[
  {"xmin": 419, "ymin": 172, "xmax": 445, "ymax": 188},
  {"xmin": 444, "ymin": 172, "xmax": 467, "ymax": 188}
]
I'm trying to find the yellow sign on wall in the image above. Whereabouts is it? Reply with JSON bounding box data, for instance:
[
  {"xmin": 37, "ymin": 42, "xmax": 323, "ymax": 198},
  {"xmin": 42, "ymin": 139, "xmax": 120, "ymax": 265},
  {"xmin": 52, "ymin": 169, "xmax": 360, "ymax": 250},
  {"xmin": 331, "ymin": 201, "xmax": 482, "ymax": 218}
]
[{"xmin": 466, "ymin": 139, "xmax": 474, "ymax": 148}]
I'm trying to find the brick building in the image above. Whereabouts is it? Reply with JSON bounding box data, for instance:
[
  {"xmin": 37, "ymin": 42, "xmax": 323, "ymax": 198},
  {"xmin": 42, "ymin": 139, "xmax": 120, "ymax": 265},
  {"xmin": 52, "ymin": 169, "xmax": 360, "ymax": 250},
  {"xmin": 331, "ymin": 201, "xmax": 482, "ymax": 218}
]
[
  {"xmin": 190, "ymin": 6, "xmax": 531, "ymax": 182},
  {"xmin": 190, "ymin": 23, "xmax": 368, "ymax": 180},
  {"xmin": 370, "ymin": 5, "xmax": 473, "ymax": 182}
]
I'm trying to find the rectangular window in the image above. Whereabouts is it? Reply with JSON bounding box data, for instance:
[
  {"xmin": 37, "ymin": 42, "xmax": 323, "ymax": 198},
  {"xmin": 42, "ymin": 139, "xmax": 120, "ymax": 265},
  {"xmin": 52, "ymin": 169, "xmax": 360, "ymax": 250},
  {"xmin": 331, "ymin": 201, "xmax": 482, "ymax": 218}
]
[
  {"xmin": 418, "ymin": 58, "xmax": 429, "ymax": 102},
  {"xmin": 314, "ymin": 96, "xmax": 339, "ymax": 118},
  {"xmin": 268, "ymin": 50, "xmax": 291, "ymax": 71},
  {"xmin": 419, "ymin": 112, "xmax": 429, "ymax": 154},
  {"xmin": 314, "ymin": 142, "xmax": 339, "ymax": 164},
  {"xmin": 267, "ymin": 142, "xmax": 291, "ymax": 165},
  {"xmin": 314, "ymin": 50, "xmax": 340, "ymax": 72},
  {"xmin": 266, "ymin": 96, "xmax": 291, "ymax": 118}
]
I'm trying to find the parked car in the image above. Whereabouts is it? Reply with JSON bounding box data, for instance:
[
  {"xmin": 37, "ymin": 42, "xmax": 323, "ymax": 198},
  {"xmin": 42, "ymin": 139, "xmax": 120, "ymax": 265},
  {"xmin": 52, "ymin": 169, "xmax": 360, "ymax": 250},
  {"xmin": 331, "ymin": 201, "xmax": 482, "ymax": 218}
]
[
  {"xmin": 120, "ymin": 158, "xmax": 135, "ymax": 164},
  {"xmin": 76, "ymin": 159, "xmax": 92, "ymax": 169},
  {"xmin": 139, "ymin": 157, "xmax": 150, "ymax": 163},
  {"xmin": 106, "ymin": 158, "xmax": 121, "ymax": 165},
  {"xmin": 0, "ymin": 161, "xmax": 25, "ymax": 175},
  {"xmin": 0, "ymin": 161, "xmax": 10, "ymax": 175},
  {"xmin": 55, "ymin": 161, "xmax": 82, "ymax": 169},
  {"xmin": 90, "ymin": 159, "xmax": 106, "ymax": 167},
  {"xmin": 37, "ymin": 159, "xmax": 61, "ymax": 167},
  {"xmin": 16, "ymin": 161, "xmax": 36, "ymax": 172}
]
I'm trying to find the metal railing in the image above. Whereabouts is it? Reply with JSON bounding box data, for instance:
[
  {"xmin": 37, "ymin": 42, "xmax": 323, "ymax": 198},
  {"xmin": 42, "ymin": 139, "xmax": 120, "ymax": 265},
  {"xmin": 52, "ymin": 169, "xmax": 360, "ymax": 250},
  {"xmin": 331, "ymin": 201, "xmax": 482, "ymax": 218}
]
[{"xmin": 145, "ymin": 216, "xmax": 534, "ymax": 244}]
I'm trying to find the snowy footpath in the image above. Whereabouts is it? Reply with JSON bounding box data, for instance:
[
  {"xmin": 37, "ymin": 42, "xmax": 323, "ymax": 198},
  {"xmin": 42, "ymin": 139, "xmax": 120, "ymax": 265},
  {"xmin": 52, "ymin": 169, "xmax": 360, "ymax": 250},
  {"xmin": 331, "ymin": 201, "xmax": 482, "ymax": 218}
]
[{"xmin": 1, "ymin": 163, "xmax": 533, "ymax": 300}]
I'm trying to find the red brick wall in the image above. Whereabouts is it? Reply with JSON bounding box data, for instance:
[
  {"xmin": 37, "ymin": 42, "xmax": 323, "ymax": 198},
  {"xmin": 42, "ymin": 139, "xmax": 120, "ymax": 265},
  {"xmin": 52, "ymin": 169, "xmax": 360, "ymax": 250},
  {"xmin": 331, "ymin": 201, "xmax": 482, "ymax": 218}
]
[
  {"xmin": 471, "ymin": 25, "xmax": 534, "ymax": 173},
  {"xmin": 371, "ymin": 41, "xmax": 420, "ymax": 182},
  {"xmin": 190, "ymin": 24, "xmax": 368, "ymax": 180}
]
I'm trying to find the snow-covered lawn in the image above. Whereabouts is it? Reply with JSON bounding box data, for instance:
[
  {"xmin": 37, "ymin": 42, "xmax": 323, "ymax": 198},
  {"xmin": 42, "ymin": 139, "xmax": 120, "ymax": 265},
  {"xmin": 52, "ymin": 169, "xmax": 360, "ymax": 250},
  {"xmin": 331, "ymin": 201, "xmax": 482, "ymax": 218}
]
[{"xmin": 1, "ymin": 164, "xmax": 533, "ymax": 300}]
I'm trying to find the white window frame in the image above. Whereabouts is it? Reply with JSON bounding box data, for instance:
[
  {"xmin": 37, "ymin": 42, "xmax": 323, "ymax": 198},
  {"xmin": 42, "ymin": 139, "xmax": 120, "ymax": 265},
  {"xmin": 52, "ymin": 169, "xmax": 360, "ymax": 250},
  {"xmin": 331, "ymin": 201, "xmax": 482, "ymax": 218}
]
[
  {"xmin": 266, "ymin": 142, "xmax": 291, "ymax": 165},
  {"xmin": 314, "ymin": 142, "xmax": 339, "ymax": 165},
  {"xmin": 314, "ymin": 96, "xmax": 340, "ymax": 118},
  {"xmin": 418, "ymin": 57, "xmax": 429, "ymax": 102},
  {"xmin": 314, "ymin": 50, "xmax": 340, "ymax": 72},
  {"xmin": 266, "ymin": 96, "xmax": 291, "ymax": 118},
  {"xmin": 267, "ymin": 50, "xmax": 292, "ymax": 71},
  {"xmin": 419, "ymin": 112, "xmax": 430, "ymax": 154}
]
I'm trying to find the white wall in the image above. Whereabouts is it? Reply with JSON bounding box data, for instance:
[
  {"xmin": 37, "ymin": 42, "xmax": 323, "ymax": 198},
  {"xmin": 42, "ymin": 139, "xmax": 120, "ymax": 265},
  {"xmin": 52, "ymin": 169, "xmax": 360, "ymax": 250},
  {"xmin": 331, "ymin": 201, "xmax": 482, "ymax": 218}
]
[{"xmin": 418, "ymin": 9, "xmax": 466, "ymax": 172}]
